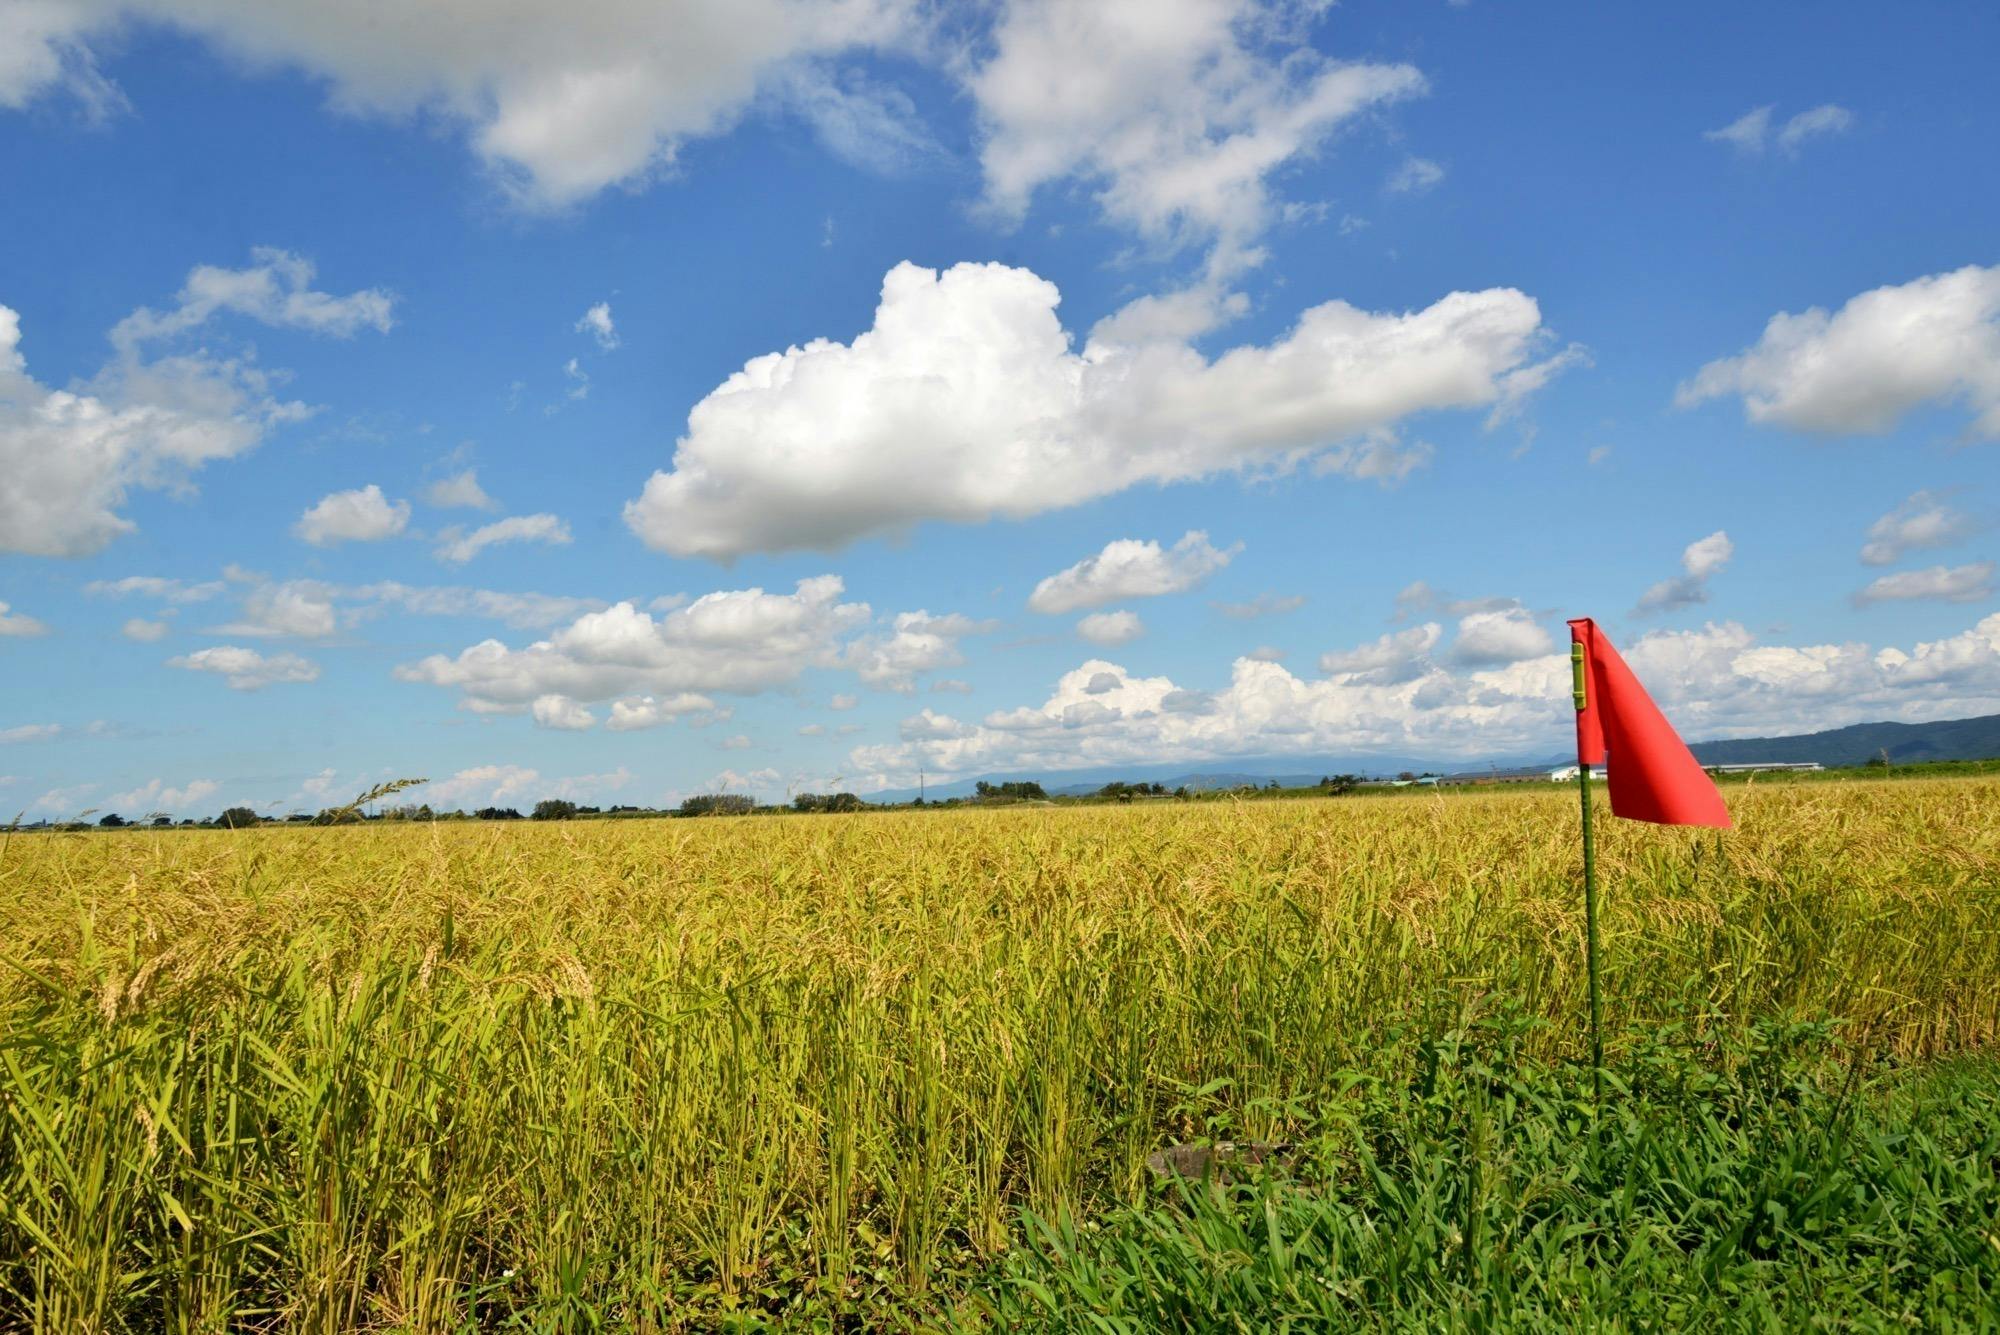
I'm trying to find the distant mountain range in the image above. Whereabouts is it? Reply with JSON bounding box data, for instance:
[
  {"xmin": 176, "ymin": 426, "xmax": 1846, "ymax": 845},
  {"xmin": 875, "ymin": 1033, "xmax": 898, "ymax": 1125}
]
[
  {"xmin": 1686, "ymin": 712, "xmax": 2000, "ymax": 769},
  {"xmin": 864, "ymin": 713, "xmax": 2000, "ymax": 803}
]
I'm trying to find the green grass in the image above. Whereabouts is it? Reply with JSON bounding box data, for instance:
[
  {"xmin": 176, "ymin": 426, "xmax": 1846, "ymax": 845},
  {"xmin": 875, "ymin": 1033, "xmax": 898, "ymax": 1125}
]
[
  {"xmin": 1779, "ymin": 756, "xmax": 2000, "ymax": 782},
  {"xmin": 969, "ymin": 1016, "xmax": 2000, "ymax": 1331},
  {"xmin": 2, "ymin": 779, "xmax": 1997, "ymax": 1329}
]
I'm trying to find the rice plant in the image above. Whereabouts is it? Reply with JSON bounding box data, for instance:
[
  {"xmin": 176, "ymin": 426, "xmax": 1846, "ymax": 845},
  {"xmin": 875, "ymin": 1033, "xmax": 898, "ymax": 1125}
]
[{"xmin": 1, "ymin": 778, "xmax": 1996, "ymax": 1328}]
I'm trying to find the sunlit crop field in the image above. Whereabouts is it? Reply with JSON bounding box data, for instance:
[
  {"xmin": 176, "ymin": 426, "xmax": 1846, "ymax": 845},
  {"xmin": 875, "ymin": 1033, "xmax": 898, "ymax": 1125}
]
[{"xmin": 4, "ymin": 779, "xmax": 1998, "ymax": 1329}]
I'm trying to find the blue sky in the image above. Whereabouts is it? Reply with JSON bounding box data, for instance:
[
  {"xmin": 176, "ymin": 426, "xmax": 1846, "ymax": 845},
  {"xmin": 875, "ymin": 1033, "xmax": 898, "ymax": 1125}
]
[{"xmin": 3, "ymin": 0, "xmax": 1998, "ymax": 816}]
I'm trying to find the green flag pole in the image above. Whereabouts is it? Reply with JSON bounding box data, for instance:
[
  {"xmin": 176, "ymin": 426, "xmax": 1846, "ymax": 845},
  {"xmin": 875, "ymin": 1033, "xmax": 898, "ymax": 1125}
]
[{"xmin": 1572, "ymin": 642, "xmax": 1604, "ymax": 1111}]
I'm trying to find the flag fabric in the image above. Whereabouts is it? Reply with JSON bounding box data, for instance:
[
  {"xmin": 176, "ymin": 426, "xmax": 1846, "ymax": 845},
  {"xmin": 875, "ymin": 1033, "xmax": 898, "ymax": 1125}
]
[{"xmin": 1568, "ymin": 617, "xmax": 1732, "ymax": 829}]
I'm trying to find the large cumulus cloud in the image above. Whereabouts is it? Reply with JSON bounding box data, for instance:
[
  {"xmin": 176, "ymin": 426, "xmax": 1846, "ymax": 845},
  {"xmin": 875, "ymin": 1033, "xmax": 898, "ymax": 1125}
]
[{"xmin": 625, "ymin": 261, "xmax": 1571, "ymax": 559}]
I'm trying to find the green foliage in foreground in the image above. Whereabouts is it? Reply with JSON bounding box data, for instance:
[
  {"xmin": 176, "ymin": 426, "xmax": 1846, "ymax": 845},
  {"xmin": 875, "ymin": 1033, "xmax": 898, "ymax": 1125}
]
[{"xmin": 971, "ymin": 1017, "xmax": 2000, "ymax": 1332}]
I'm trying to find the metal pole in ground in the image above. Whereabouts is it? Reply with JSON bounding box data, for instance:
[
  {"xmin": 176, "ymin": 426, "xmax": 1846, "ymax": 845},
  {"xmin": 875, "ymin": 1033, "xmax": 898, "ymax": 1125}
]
[
  {"xmin": 1571, "ymin": 641, "xmax": 1604, "ymax": 1111},
  {"xmin": 1579, "ymin": 759, "xmax": 1603, "ymax": 1111}
]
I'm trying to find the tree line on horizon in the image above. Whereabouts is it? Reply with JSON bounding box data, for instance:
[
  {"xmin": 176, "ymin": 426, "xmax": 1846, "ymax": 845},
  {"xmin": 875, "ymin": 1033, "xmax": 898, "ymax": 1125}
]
[
  {"xmin": 44, "ymin": 756, "xmax": 1975, "ymax": 833},
  {"xmin": 25, "ymin": 771, "xmax": 1403, "ymax": 831}
]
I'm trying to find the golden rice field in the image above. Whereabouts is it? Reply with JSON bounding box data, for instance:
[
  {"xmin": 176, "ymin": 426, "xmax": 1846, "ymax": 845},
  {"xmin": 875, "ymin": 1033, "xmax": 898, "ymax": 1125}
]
[{"xmin": 3, "ymin": 778, "xmax": 1998, "ymax": 1329}]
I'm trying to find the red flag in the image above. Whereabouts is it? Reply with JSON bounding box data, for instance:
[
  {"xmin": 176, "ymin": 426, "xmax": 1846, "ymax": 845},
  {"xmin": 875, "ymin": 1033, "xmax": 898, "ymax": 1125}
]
[{"xmin": 1568, "ymin": 617, "xmax": 1731, "ymax": 829}]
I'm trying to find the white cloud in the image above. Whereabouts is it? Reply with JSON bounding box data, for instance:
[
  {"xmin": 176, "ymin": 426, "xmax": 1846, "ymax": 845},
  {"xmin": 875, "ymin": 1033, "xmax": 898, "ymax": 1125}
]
[
  {"xmin": 851, "ymin": 651, "xmax": 1491, "ymax": 788},
  {"xmin": 159, "ymin": 573, "xmax": 601, "ymax": 635},
  {"xmin": 1853, "ymin": 563, "xmax": 1995, "ymax": 607},
  {"xmin": 423, "ymin": 468, "xmax": 498, "ymax": 510},
  {"xmin": 1634, "ymin": 530, "xmax": 1734, "ymax": 616},
  {"xmin": 0, "ymin": 1, "xmax": 120, "ymax": 116},
  {"xmin": 5, "ymin": 2, "xmax": 921, "ymax": 209},
  {"xmin": 1214, "ymin": 592, "xmax": 1305, "ymax": 619},
  {"xmin": 982, "ymin": 704, "xmax": 1063, "ymax": 732},
  {"xmin": 1704, "ymin": 103, "xmax": 1851, "ymax": 156},
  {"xmin": 1704, "ymin": 105, "xmax": 1773, "ymax": 153},
  {"xmin": 970, "ymin": 0, "xmax": 1425, "ymax": 275},
  {"xmin": 292, "ymin": 767, "xmax": 343, "ymax": 808},
  {"xmin": 1485, "ymin": 345, "xmax": 1592, "ymax": 431},
  {"xmin": 104, "ymin": 777, "xmax": 219, "ymax": 815},
  {"xmin": 779, "ymin": 61, "xmax": 939, "ymax": 174},
  {"xmin": 427, "ymin": 764, "xmax": 542, "ymax": 808},
  {"xmin": 1028, "ymin": 530, "xmax": 1238, "ymax": 614},
  {"xmin": 1087, "ymin": 284, "xmax": 1251, "ymax": 349},
  {"xmin": 898, "ymin": 707, "xmax": 972, "ymax": 741},
  {"xmin": 702, "ymin": 767, "xmax": 781, "ymax": 799},
  {"xmin": 121, "ymin": 617, "xmax": 169, "ymax": 641},
  {"xmin": 0, "ymin": 305, "xmax": 304, "ymax": 556},
  {"xmin": 575, "ymin": 301, "xmax": 618, "ymax": 350},
  {"xmin": 395, "ymin": 574, "xmax": 870, "ymax": 712},
  {"xmin": 829, "ymin": 693, "xmax": 859, "ymax": 710},
  {"xmin": 1077, "ymin": 609, "xmax": 1144, "ymax": 646},
  {"xmin": 798, "ymin": 722, "xmax": 827, "ymax": 736},
  {"xmin": 1450, "ymin": 608, "xmax": 1553, "ymax": 666},
  {"xmin": 29, "ymin": 783, "xmax": 97, "ymax": 816},
  {"xmin": 424, "ymin": 763, "xmax": 631, "ymax": 809},
  {"xmin": 167, "ymin": 645, "xmax": 319, "ymax": 690},
  {"xmin": 562, "ymin": 357, "xmax": 589, "ymax": 401},
  {"xmin": 1, "ymin": 724, "xmax": 62, "ymax": 744},
  {"xmin": 1319, "ymin": 623, "xmax": 1440, "ymax": 684},
  {"xmin": 1869, "ymin": 614, "xmax": 2000, "ymax": 691},
  {"xmin": 719, "ymin": 733, "xmax": 754, "ymax": 750},
  {"xmin": 931, "ymin": 677, "xmax": 972, "ymax": 694},
  {"xmin": 606, "ymin": 692, "xmax": 719, "ymax": 731},
  {"xmin": 1776, "ymin": 104, "xmax": 1854, "ymax": 154},
  {"xmin": 109, "ymin": 248, "xmax": 394, "ymax": 347},
  {"xmin": 1386, "ymin": 156, "xmax": 1444, "ymax": 194},
  {"xmin": 1861, "ymin": 491, "xmax": 1976, "ymax": 566},
  {"xmin": 217, "ymin": 580, "xmax": 339, "ymax": 638},
  {"xmin": 0, "ymin": 601, "xmax": 48, "ymax": 637},
  {"xmin": 2, "ymin": 253, "xmax": 390, "ymax": 557},
  {"xmin": 1392, "ymin": 581, "xmax": 1519, "ymax": 622},
  {"xmin": 1063, "ymin": 698, "xmax": 1118, "ymax": 728},
  {"xmin": 352, "ymin": 581, "xmax": 604, "ymax": 629},
  {"xmin": 83, "ymin": 575, "xmax": 225, "ymax": 603},
  {"xmin": 435, "ymin": 513, "xmax": 571, "ymax": 564},
  {"xmin": 1678, "ymin": 264, "xmax": 2000, "ymax": 437},
  {"xmin": 564, "ymin": 768, "xmax": 637, "ymax": 802},
  {"xmin": 531, "ymin": 693, "xmax": 596, "ymax": 730},
  {"xmin": 846, "ymin": 610, "xmax": 995, "ymax": 692},
  {"xmin": 1683, "ymin": 531, "xmax": 1736, "ymax": 580},
  {"xmin": 849, "ymin": 612, "xmax": 2000, "ymax": 791},
  {"xmin": 293, "ymin": 483, "xmax": 410, "ymax": 546},
  {"xmin": 624, "ymin": 261, "xmax": 1568, "ymax": 559}
]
